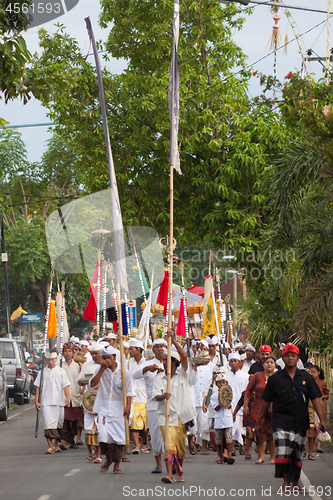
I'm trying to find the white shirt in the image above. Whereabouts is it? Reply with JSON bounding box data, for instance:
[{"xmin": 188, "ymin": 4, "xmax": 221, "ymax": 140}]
[
  {"xmin": 194, "ymin": 362, "xmax": 215, "ymax": 407},
  {"xmin": 92, "ymin": 363, "xmax": 133, "ymax": 417},
  {"xmin": 210, "ymin": 391, "xmax": 233, "ymax": 429},
  {"xmin": 132, "ymin": 358, "xmax": 164, "ymax": 411},
  {"xmin": 35, "ymin": 366, "xmax": 70, "ymax": 406},
  {"xmin": 62, "ymin": 360, "xmax": 82, "ymax": 407},
  {"xmin": 152, "ymin": 365, "xmax": 196, "ymax": 427},
  {"xmin": 242, "ymin": 359, "xmax": 255, "ymax": 373},
  {"xmin": 77, "ymin": 360, "xmax": 99, "ymax": 393},
  {"xmin": 128, "ymin": 357, "xmax": 147, "ymax": 403},
  {"xmin": 226, "ymin": 369, "xmax": 249, "ymax": 413},
  {"xmin": 276, "ymin": 358, "xmax": 304, "ymax": 370},
  {"xmin": 81, "ymin": 351, "xmax": 93, "ymax": 363}
]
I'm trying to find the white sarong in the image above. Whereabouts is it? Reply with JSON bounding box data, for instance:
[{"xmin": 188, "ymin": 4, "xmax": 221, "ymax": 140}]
[
  {"xmin": 98, "ymin": 415, "xmax": 125, "ymax": 445},
  {"xmin": 147, "ymin": 409, "xmax": 164, "ymax": 457},
  {"xmin": 42, "ymin": 405, "xmax": 64, "ymax": 430}
]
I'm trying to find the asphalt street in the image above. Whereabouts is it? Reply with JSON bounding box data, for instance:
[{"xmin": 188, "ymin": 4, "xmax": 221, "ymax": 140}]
[{"xmin": 0, "ymin": 402, "xmax": 332, "ymax": 500}]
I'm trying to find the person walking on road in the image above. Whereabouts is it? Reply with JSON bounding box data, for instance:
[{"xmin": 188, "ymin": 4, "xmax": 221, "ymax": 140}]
[
  {"xmin": 35, "ymin": 352, "xmax": 70, "ymax": 454},
  {"xmin": 255, "ymin": 343, "xmax": 326, "ymax": 492},
  {"xmin": 90, "ymin": 345, "xmax": 133, "ymax": 474}
]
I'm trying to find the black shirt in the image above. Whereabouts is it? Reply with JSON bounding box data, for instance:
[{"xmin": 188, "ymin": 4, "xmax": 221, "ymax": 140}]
[
  {"xmin": 248, "ymin": 361, "xmax": 264, "ymax": 375},
  {"xmin": 262, "ymin": 368, "xmax": 322, "ymax": 432}
]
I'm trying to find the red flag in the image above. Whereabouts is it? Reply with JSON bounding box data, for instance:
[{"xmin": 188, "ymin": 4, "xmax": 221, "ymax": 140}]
[
  {"xmin": 82, "ymin": 293, "xmax": 97, "ymax": 321},
  {"xmin": 176, "ymin": 298, "xmax": 186, "ymax": 336},
  {"xmin": 156, "ymin": 269, "xmax": 169, "ymax": 309},
  {"xmin": 83, "ymin": 257, "xmax": 102, "ymax": 322}
]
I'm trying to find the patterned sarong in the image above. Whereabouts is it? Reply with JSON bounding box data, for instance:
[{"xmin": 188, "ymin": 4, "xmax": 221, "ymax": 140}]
[{"xmin": 273, "ymin": 429, "xmax": 306, "ymax": 483}]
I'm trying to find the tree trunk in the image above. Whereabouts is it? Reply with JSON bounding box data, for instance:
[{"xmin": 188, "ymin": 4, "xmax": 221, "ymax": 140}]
[{"xmin": 27, "ymin": 280, "xmax": 47, "ymax": 315}]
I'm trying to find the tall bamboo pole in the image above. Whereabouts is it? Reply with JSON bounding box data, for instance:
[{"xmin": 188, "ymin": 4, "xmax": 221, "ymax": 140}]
[{"xmin": 164, "ymin": 167, "xmax": 174, "ymax": 460}]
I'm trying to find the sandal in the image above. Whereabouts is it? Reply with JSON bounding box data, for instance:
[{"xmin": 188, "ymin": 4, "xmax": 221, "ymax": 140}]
[
  {"xmin": 161, "ymin": 477, "xmax": 173, "ymax": 484},
  {"xmin": 239, "ymin": 450, "xmax": 247, "ymax": 455},
  {"xmin": 245, "ymin": 454, "xmax": 251, "ymax": 459},
  {"xmin": 308, "ymin": 455, "xmax": 315, "ymax": 460},
  {"xmin": 76, "ymin": 440, "xmax": 83, "ymax": 445},
  {"xmin": 69, "ymin": 444, "xmax": 79, "ymax": 449},
  {"xmin": 231, "ymin": 450, "xmax": 236, "ymax": 457},
  {"xmin": 270, "ymin": 459, "xmax": 275, "ymax": 464},
  {"xmin": 201, "ymin": 450, "xmax": 209, "ymax": 455},
  {"xmin": 255, "ymin": 459, "xmax": 265, "ymax": 464},
  {"xmin": 94, "ymin": 457, "xmax": 103, "ymax": 463},
  {"xmin": 189, "ymin": 447, "xmax": 197, "ymax": 455},
  {"xmin": 216, "ymin": 459, "xmax": 223, "ymax": 464},
  {"xmin": 86, "ymin": 454, "xmax": 94, "ymax": 462},
  {"xmin": 113, "ymin": 468, "xmax": 122, "ymax": 474},
  {"xmin": 45, "ymin": 447, "xmax": 55, "ymax": 454}
]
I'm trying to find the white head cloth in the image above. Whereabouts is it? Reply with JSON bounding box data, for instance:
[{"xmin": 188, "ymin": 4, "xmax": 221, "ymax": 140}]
[
  {"xmin": 89, "ymin": 343, "xmax": 101, "ymax": 352},
  {"xmin": 80, "ymin": 340, "xmax": 90, "ymax": 347},
  {"xmin": 170, "ymin": 345, "xmax": 180, "ymax": 362},
  {"xmin": 228, "ymin": 352, "xmax": 240, "ymax": 361},
  {"xmin": 216, "ymin": 373, "xmax": 228, "ymax": 382},
  {"xmin": 100, "ymin": 346, "xmax": 117, "ymax": 357},
  {"xmin": 153, "ymin": 338, "xmax": 167, "ymax": 348},
  {"xmin": 207, "ymin": 335, "xmax": 218, "ymax": 346},
  {"xmin": 245, "ymin": 344, "xmax": 256, "ymax": 353},
  {"xmin": 200, "ymin": 339, "xmax": 209, "ymax": 349},
  {"xmin": 129, "ymin": 338, "xmax": 143, "ymax": 349}
]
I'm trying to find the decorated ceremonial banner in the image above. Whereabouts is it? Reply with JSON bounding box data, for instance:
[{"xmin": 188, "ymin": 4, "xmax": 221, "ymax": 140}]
[{"xmin": 201, "ymin": 294, "xmax": 223, "ymax": 339}]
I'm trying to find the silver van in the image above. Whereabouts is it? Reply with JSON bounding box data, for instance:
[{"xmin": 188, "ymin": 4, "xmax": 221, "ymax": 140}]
[
  {"xmin": 0, "ymin": 339, "xmax": 31, "ymax": 405},
  {"xmin": 0, "ymin": 354, "xmax": 8, "ymax": 420}
]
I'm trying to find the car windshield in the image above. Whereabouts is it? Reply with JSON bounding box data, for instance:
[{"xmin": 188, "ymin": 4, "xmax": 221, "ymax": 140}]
[{"xmin": 0, "ymin": 342, "xmax": 15, "ymax": 359}]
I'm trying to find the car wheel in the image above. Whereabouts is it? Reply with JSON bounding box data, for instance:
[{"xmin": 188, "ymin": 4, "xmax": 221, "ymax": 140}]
[
  {"xmin": 24, "ymin": 388, "xmax": 31, "ymax": 404},
  {"xmin": 0, "ymin": 403, "xmax": 8, "ymax": 421},
  {"xmin": 14, "ymin": 393, "xmax": 24, "ymax": 405}
]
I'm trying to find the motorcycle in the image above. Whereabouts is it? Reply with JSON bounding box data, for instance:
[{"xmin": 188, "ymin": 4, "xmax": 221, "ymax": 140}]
[{"xmin": 27, "ymin": 362, "xmax": 40, "ymax": 395}]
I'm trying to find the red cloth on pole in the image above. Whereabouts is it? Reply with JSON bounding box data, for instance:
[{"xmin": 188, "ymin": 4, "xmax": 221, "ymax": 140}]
[
  {"xmin": 83, "ymin": 257, "xmax": 102, "ymax": 322},
  {"xmin": 176, "ymin": 298, "xmax": 186, "ymax": 336},
  {"xmin": 82, "ymin": 293, "xmax": 97, "ymax": 321},
  {"xmin": 156, "ymin": 269, "xmax": 169, "ymax": 307}
]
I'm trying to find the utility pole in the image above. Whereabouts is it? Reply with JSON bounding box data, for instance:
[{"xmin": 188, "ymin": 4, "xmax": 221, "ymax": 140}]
[
  {"xmin": 0, "ymin": 216, "xmax": 12, "ymax": 338},
  {"xmin": 220, "ymin": 0, "xmax": 330, "ymax": 14}
]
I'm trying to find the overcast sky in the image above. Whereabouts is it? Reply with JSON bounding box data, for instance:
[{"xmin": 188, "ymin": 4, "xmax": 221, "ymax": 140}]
[{"xmin": 0, "ymin": 0, "xmax": 330, "ymax": 161}]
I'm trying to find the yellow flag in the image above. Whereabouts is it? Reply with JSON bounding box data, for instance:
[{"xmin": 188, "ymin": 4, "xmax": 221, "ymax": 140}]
[
  {"xmin": 47, "ymin": 300, "xmax": 57, "ymax": 338},
  {"xmin": 201, "ymin": 294, "xmax": 221, "ymax": 339}
]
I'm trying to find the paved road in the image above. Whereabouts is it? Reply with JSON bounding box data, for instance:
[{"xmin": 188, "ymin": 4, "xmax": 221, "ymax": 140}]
[{"xmin": 0, "ymin": 403, "xmax": 332, "ymax": 500}]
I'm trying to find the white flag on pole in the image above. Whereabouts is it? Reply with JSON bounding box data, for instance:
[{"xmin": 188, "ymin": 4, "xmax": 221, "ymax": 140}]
[{"xmin": 169, "ymin": 0, "xmax": 181, "ymax": 175}]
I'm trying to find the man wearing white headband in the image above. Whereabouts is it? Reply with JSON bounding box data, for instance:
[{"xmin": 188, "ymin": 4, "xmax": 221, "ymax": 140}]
[
  {"xmin": 152, "ymin": 330, "xmax": 195, "ymax": 484},
  {"xmin": 206, "ymin": 335, "xmax": 227, "ymax": 366},
  {"xmin": 35, "ymin": 352, "xmax": 70, "ymax": 455},
  {"xmin": 242, "ymin": 344, "xmax": 256, "ymax": 373},
  {"xmin": 227, "ymin": 352, "xmax": 249, "ymax": 455},
  {"xmin": 90, "ymin": 344, "xmax": 133, "ymax": 474},
  {"xmin": 133, "ymin": 338, "xmax": 167, "ymax": 473},
  {"xmin": 77, "ymin": 343, "xmax": 103, "ymax": 463},
  {"xmin": 80, "ymin": 340, "xmax": 92, "ymax": 363},
  {"xmin": 128, "ymin": 338, "xmax": 148, "ymax": 454}
]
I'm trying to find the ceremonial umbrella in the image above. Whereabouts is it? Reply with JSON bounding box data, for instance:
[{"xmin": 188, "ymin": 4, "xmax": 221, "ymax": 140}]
[{"xmin": 173, "ymin": 291, "xmax": 204, "ymax": 318}]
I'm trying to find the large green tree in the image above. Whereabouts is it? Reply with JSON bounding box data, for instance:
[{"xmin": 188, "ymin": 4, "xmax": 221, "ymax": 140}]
[
  {"xmin": 33, "ymin": 0, "xmax": 288, "ymax": 255},
  {"xmin": 0, "ymin": 129, "xmax": 89, "ymax": 334}
]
